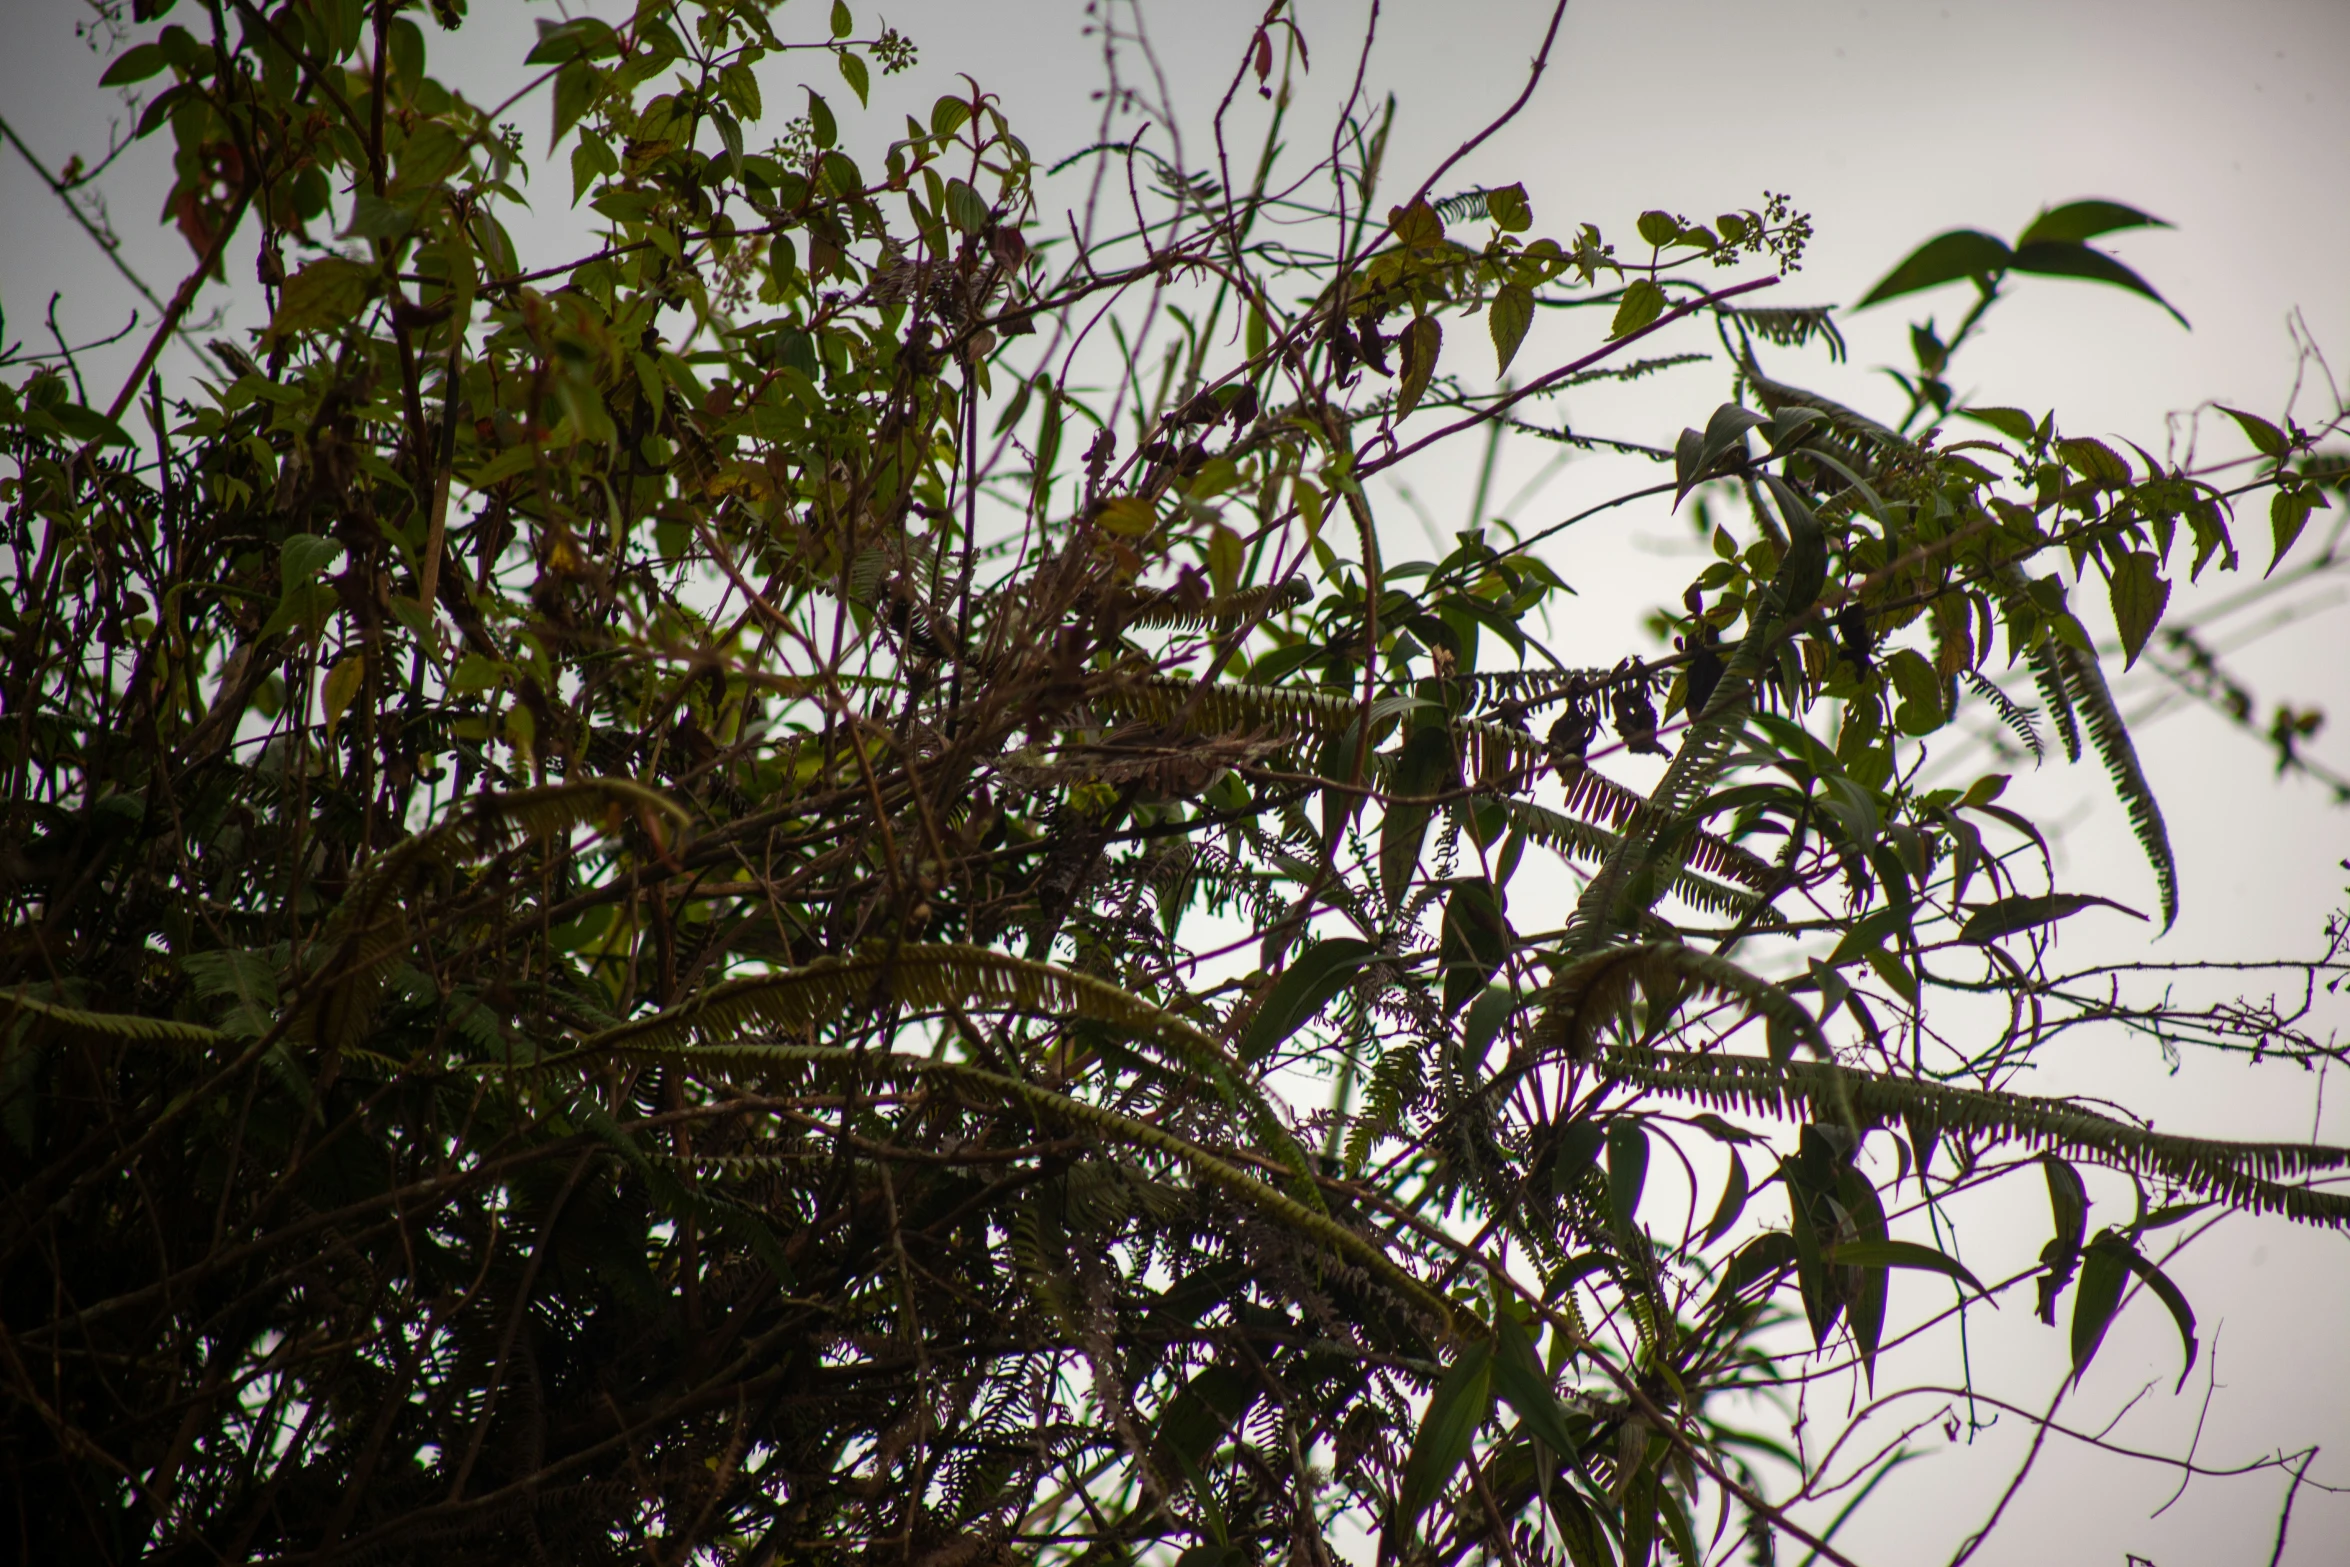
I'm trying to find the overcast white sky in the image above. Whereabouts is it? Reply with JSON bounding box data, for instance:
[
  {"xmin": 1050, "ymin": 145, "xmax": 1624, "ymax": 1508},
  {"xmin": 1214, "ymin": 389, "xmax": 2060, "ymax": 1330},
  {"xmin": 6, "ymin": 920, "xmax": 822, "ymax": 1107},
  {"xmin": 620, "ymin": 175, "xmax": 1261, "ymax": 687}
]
[{"xmin": 5, "ymin": 0, "xmax": 2347, "ymax": 1560}]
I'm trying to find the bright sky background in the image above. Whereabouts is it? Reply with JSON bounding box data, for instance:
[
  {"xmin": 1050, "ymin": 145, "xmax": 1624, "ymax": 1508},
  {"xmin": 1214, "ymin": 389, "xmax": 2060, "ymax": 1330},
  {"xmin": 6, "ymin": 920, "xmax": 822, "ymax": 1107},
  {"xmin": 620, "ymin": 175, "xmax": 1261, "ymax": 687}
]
[{"xmin": 5, "ymin": 0, "xmax": 2347, "ymax": 1561}]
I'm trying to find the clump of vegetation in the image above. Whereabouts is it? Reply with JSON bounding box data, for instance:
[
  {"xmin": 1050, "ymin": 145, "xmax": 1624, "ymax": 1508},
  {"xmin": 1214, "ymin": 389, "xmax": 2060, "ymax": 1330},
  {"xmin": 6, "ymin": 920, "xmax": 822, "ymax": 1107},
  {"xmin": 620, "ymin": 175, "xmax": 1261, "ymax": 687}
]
[{"xmin": 3, "ymin": 1, "xmax": 2346, "ymax": 1563}]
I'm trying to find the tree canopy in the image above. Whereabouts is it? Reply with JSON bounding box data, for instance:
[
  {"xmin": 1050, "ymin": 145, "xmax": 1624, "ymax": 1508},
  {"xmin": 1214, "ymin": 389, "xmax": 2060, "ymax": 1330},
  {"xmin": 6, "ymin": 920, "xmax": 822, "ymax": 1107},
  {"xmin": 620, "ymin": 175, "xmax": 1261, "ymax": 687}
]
[{"xmin": 3, "ymin": 1, "xmax": 2347, "ymax": 1564}]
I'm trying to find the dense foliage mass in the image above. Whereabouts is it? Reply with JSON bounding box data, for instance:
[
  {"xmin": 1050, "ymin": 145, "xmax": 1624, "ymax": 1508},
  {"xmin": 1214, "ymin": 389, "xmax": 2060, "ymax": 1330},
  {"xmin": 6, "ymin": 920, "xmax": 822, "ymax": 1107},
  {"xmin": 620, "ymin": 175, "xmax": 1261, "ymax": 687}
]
[{"xmin": 4, "ymin": 1, "xmax": 2348, "ymax": 1564}]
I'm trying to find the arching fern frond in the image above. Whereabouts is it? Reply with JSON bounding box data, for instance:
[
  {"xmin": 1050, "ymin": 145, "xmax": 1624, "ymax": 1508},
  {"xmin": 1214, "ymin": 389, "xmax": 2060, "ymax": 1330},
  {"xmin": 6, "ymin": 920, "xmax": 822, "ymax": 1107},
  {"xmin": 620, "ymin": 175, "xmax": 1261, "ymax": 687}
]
[
  {"xmin": 1961, "ymin": 670, "xmax": 2046, "ymax": 763},
  {"xmin": 1, "ymin": 988, "xmax": 226, "ymax": 1049},
  {"xmin": 1499, "ymin": 797, "xmax": 1783, "ymax": 924},
  {"xmin": 1603, "ymin": 1048, "xmax": 2350, "ymax": 1227},
  {"xmin": 1528, "ymin": 944, "xmax": 1826, "ymax": 1063},
  {"xmin": 2047, "ymin": 634, "xmax": 2179, "ymax": 930},
  {"xmin": 1125, "ymin": 575, "xmax": 1311, "ymax": 632},
  {"xmin": 576, "ymin": 1037, "xmax": 1455, "ymax": 1328},
  {"xmin": 570, "ymin": 942, "xmax": 1323, "ymax": 1202}
]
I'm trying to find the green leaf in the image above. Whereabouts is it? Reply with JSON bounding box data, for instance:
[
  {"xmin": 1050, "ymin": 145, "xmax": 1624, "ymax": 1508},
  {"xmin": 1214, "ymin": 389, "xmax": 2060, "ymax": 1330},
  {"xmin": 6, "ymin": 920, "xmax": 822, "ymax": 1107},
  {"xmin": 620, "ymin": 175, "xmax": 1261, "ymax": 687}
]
[
  {"xmin": 1552, "ymin": 1119, "xmax": 1605, "ymax": 1196},
  {"xmin": 2216, "ymin": 404, "xmax": 2290, "ymax": 460},
  {"xmin": 1676, "ymin": 402, "xmax": 1767, "ymax": 505},
  {"xmin": 836, "ymin": 47, "xmax": 870, "ymax": 107},
  {"xmin": 943, "ymin": 178, "xmax": 989, "ymax": 235},
  {"xmin": 100, "ymin": 43, "xmax": 171, "ymax": 85},
  {"xmin": 806, "ymin": 89, "xmax": 838, "ymax": 150},
  {"xmin": 1703, "ymin": 1149, "xmax": 1749, "ymax": 1246},
  {"xmin": 268, "ymin": 257, "xmax": 372, "ymax": 339},
  {"xmin": 1959, "ymin": 891, "xmax": 2143, "ymax": 944},
  {"xmin": 830, "ymin": 0, "xmax": 854, "ymax": 37},
  {"xmin": 2117, "ymin": 1249, "xmax": 2200, "ymax": 1392},
  {"xmin": 2107, "ymin": 550, "xmax": 2169, "ymax": 667},
  {"xmin": 2270, "ymin": 488, "xmax": 2318, "ymax": 576},
  {"xmin": 1824, "ymin": 1237, "xmax": 1986, "ymax": 1294},
  {"xmin": 2011, "ymin": 242, "xmax": 2187, "ymax": 328},
  {"xmin": 1488, "ymin": 282, "xmax": 1533, "ymax": 375},
  {"xmin": 1491, "ymin": 1308, "xmax": 1579, "ymax": 1457},
  {"xmin": 1855, "ymin": 230, "xmax": 2012, "ymax": 308},
  {"xmin": 1758, "ymin": 474, "xmax": 1824, "ymax": 613},
  {"xmin": 1959, "ymin": 405, "xmax": 2039, "ymax": 444},
  {"xmin": 2016, "ymin": 199, "xmax": 2170, "ymax": 247},
  {"xmin": 1238, "ymin": 937, "xmax": 1377, "ymax": 1064},
  {"xmin": 1608, "ymin": 1118, "xmax": 1649, "ymax": 1239},
  {"xmin": 1610, "ymin": 278, "xmax": 1666, "ymax": 339},
  {"xmin": 1484, "ymin": 182, "xmax": 1531, "ymax": 232},
  {"xmin": 1439, "ymin": 877, "xmax": 1509, "ymax": 1016},
  {"xmin": 930, "ymin": 95, "xmax": 972, "ymax": 138},
  {"xmin": 1635, "ymin": 210, "xmax": 1680, "ymax": 248},
  {"xmin": 1395, "ymin": 314, "xmax": 1441, "ymax": 420},
  {"xmin": 2069, "ymin": 1235, "xmax": 2131, "ymax": 1384},
  {"xmin": 1395, "ymin": 1341, "xmax": 1492, "ymax": 1541},
  {"xmin": 718, "ymin": 61, "xmax": 763, "ymax": 122},
  {"xmin": 45, "ymin": 403, "xmax": 136, "ymax": 448},
  {"xmin": 551, "ymin": 59, "xmax": 599, "ymax": 149},
  {"xmin": 1388, "ymin": 198, "xmax": 1443, "ymax": 248},
  {"xmin": 341, "ymin": 191, "xmax": 415, "ymax": 242}
]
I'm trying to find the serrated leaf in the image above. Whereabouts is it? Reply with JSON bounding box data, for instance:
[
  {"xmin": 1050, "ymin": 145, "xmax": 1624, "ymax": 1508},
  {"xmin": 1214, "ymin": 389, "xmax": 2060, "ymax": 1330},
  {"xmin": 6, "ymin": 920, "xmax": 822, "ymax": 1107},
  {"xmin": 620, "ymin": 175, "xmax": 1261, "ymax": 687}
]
[
  {"xmin": 2215, "ymin": 404, "xmax": 2290, "ymax": 460},
  {"xmin": 2108, "ymin": 550, "xmax": 2168, "ymax": 667},
  {"xmin": 1959, "ymin": 891, "xmax": 2143, "ymax": 944},
  {"xmin": 1489, "ymin": 282, "xmax": 1533, "ymax": 375},
  {"xmin": 1635, "ymin": 210, "xmax": 1680, "ymax": 248},
  {"xmin": 1484, "ymin": 182, "xmax": 1531, "ymax": 232},
  {"xmin": 1855, "ymin": 230, "xmax": 2012, "ymax": 308},
  {"xmin": 2269, "ymin": 488, "xmax": 2318, "ymax": 575},
  {"xmin": 1959, "ymin": 405, "xmax": 2039, "ymax": 443},
  {"xmin": 1388, "ymin": 198, "xmax": 1443, "ymax": 248},
  {"xmin": 269, "ymin": 257, "xmax": 372, "ymax": 340},
  {"xmin": 1610, "ymin": 278, "xmax": 1666, "ymax": 339}
]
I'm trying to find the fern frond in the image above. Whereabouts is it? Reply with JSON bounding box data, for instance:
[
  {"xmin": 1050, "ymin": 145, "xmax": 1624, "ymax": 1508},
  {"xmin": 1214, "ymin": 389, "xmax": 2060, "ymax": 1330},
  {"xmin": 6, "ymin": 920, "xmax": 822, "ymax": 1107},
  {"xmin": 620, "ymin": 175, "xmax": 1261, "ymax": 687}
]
[
  {"xmin": 1603, "ymin": 1048, "xmax": 2350, "ymax": 1227},
  {"xmin": 2023, "ymin": 638, "xmax": 2083, "ymax": 762},
  {"xmin": 1, "ymin": 988, "xmax": 226, "ymax": 1049},
  {"xmin": 2048, "ymin": 634, "xmax": 2179, "ymax": 930},
  {"xmin": 1099, "ymin": 677, "xmax": 1775, "ymax": 890},
  {"xmin": 1126, "ymin": 576, "xmax": 1310, "ymax": 633},
  {"xmin": 580, "ymin": 1037, "xmax": 1457, "ymax": 1329},
  {"xmin": 294, "ymin": 779, "xmax": 688, "ymax": 1050},
  {"xmin": 1726, "ymin": 305, "xmax": 1848, "ymax": 363},
  {"xmin": 1529, "ymin": 945, "xmax": 1824, "ymax": 1062},
  {"xmin": 1558, "ymin": 624, "xmax": 1775, "ymax": 952},
  {"xmin": 1500, "ymin": 797, "xmax": 1781, "ymax": 924},
  {"xmin": 571, "ymin": 943, "xmax": 1323, "ymax": 1203},
  {"xmin": 1960, "ymin": 670, "xmax": 2046, "ymax": 763},
  {"xmin": 1555, "ymin": 765, "xmax": 1777, "ymax": 890}
]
